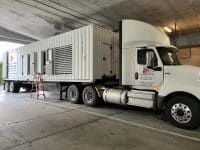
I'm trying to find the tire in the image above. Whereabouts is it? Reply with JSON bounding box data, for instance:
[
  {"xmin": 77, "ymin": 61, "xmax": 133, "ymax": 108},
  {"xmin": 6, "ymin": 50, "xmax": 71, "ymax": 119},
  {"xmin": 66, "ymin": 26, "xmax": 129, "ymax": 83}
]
[
  {"xmin": 10, "ymin": 82, "xmax": 20, "ymax": 93},
  {"xmin": 5, "ymin": 82, "xmax": 10, "ymax": 92},
  {"xmin": 165, "ymin": 95, "xmax": 200, "ymax": 130},
  {"xmin": 82, "ymin": 86, "xmax": 98, "ymax": 107},
  {"xmin": 67, "ymin": 84, "xmax": 80, "ymax": 104}
]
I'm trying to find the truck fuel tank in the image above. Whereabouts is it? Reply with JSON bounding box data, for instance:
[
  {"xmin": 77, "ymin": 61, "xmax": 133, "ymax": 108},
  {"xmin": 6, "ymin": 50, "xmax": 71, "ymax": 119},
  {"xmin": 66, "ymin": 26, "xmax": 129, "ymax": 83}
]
[{"xmin": 103, "ymin": 88, "xmax": 128, "ymax": 105}]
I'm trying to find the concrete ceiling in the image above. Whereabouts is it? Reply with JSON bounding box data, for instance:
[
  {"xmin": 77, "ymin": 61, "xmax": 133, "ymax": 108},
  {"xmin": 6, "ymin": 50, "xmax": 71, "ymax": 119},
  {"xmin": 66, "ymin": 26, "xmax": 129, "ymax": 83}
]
[{"xmin": 0, "ymin": 0, "xmax": 199, "ymax": 44}]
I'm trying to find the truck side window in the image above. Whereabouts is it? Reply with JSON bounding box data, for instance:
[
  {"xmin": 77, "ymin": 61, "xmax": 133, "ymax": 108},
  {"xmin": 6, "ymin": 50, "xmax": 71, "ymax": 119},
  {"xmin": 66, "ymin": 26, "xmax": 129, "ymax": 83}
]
[
  {"xmin": 137, "ymin": 49, "xmax": 158, "ymax": 66},
  {"xmin": 137, "ymin": 49, "xmax": 147, "ymax": 65},
  {"xmin": 151, "ymin": 51, "xmax": 158, "ymax": 66}
]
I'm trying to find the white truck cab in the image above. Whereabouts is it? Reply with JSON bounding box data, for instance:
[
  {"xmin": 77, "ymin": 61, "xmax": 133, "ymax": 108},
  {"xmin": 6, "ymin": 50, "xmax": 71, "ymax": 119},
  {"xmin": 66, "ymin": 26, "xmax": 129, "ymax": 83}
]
[{"xmin": 104, "ymin": 20, "xmax": 200, "ymax": 129}]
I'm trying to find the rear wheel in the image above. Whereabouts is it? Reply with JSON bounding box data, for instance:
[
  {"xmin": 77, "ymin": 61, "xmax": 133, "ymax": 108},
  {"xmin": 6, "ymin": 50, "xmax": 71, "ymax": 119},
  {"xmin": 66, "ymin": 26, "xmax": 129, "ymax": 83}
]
[
  {"xmin": 67, "ymin": 84, "xmax": 81, "ymax": 104},
  {"xmin": 10, "ymin": 82, "xmax": 20, "ymax": 93},
  {"xmin": 82, "ymin": 86, "xmax": 98, "ymax": 107},
  {"xmin": 5, "ymin": 82, "xmax": 10, "ymax": 92},
  {"xmin": 165, "ymin": 95, "xmax": 200, "ymax": 130}
]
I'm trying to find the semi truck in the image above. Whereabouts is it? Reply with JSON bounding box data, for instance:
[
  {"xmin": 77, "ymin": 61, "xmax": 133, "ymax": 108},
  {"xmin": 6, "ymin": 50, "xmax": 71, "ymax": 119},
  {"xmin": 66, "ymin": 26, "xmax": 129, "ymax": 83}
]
[{"xmin": 3, "ymin": 20, "xmax": 200, "ymax": 129}]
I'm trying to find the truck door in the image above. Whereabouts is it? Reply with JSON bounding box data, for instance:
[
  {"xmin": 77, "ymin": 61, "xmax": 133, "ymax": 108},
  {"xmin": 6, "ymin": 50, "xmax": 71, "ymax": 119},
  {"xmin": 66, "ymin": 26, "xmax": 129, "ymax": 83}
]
[{"xmin": 133, "ymin": 47, "xmax": 163, "ymax": 90}]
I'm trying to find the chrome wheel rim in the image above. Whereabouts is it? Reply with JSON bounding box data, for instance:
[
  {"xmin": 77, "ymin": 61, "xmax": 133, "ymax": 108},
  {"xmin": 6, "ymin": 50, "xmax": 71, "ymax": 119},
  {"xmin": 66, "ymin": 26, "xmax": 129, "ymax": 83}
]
[{"xmin": 171, "ymin": 103, "xmax": 192, "ymax": 123}]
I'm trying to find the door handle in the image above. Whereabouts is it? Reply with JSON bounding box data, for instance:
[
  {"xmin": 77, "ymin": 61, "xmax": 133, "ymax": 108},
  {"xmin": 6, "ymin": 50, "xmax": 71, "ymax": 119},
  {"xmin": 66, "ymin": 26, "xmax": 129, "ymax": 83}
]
[{"xmin": 135, "ymin": 72, "xmax": 139, "ymax": 80}]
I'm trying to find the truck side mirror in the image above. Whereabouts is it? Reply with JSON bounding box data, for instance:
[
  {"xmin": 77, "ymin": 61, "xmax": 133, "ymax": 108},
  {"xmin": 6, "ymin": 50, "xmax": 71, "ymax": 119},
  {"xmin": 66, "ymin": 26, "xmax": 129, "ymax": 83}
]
[{"xmin": 146, "ymin": 51, "xmax": 155, "ymax": 67}]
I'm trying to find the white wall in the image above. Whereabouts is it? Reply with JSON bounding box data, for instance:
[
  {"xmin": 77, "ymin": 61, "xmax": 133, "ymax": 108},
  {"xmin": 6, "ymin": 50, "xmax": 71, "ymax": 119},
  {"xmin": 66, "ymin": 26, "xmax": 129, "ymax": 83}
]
[{"xmin": 177, "ymin": 47, "xmax": 200, "ymax": 67}]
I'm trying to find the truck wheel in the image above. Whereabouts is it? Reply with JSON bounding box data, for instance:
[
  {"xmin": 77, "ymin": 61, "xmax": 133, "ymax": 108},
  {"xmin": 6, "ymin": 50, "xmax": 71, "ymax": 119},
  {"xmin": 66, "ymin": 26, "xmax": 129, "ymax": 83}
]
[
  {"xmin": 10, "ymin": 82, "xmax": 20, "ymax": 93},
  {"xmin": 5, "ymin": 82, "xmax": 10, "ymax": 92},
  {"xmin": 165, "ymin": 95, "xmax": 200, "ymax": 130},
  {"xmin": 82, "ymin": 86, "xmax": 98, "ymax": 107},
  {"xmin": 67, "ymin": 85, "xmax": 80, "ymax": 104}
]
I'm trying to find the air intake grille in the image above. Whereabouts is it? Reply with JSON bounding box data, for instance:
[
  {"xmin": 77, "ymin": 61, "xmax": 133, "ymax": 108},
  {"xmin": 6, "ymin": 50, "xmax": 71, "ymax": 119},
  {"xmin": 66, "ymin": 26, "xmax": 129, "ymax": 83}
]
[
  {"xmin": 54, "ymin": 45, "xmax": 72, "ymax": 74},
  {"xmin": 8, "ymin": 64, "xmax": 17, "ymax": 75}
]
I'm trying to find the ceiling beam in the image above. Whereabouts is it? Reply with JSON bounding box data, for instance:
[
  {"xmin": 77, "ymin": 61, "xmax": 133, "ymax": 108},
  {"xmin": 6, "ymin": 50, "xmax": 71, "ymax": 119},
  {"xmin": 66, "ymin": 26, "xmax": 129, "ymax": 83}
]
[{"xmin": 0, "ymin": 26, "xmax": 37, "ymax": 44}]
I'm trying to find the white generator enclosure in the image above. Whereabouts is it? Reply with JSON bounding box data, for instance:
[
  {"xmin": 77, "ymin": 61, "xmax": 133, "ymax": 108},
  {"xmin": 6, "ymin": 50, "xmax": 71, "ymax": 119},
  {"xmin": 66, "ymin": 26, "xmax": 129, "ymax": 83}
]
[{"xmin": 3, "ymin": 24, "xmax": 119, "ymax": 83}]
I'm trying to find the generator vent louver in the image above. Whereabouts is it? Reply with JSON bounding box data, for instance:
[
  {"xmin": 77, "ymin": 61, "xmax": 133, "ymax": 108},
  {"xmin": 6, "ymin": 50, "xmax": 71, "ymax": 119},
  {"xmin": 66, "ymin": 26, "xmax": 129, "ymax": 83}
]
[
  {"xmin": 54, "ymin": 45, "xmax": 72, "ymax": 75},
  {"xmin": 8, "ymin": 64, "xmax": 17, "ymax": 75}
]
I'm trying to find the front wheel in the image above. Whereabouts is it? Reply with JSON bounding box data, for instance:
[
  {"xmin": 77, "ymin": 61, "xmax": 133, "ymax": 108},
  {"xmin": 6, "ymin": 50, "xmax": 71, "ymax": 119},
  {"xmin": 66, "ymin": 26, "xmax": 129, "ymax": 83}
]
[{"xmin": 165, "ymin": 95, "xmax": 200, "ymax": 130}]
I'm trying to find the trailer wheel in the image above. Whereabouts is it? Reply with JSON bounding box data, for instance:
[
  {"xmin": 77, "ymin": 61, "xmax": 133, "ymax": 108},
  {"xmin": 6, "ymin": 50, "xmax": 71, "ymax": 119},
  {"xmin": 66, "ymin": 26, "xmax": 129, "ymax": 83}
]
[
  {"xmin": 165, "ymin": 95, "xmax": 200, "ymax": 130},
  {"xmin": 82, "ymin": 86, "xmax": 98, "ymax": 107},
  {"xmin": 67, "ymin": 85, "xmax": 81, "ymax": 104},
  {"xmin": 5, "ymin": 82, "xmax": 10, "ymax": 92},
  {"xmin": 10, "ymin": 82, "xmax": 20, "ymax": 93}
]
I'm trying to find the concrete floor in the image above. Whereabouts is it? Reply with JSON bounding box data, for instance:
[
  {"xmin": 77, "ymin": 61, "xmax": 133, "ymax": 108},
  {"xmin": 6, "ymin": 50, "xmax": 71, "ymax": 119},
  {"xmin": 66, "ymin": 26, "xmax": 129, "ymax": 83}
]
[{"xmin": 0, "ymin": 88, "xmax": 200, "ymax": 150}]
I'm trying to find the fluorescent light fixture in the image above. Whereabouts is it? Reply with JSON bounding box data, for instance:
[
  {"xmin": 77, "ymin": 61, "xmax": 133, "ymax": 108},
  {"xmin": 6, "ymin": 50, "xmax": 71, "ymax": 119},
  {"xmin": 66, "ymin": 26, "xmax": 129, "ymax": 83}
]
[{"xmin": 164, "ymin": 26, "xmax": 172, "ymax": 33}]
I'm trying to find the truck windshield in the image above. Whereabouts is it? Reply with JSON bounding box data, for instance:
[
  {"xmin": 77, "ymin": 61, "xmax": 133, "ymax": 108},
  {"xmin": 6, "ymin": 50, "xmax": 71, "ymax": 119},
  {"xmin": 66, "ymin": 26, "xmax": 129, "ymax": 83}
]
[{"xmin": 156, "ymin": 47, "xmax": 181, "ymax": 65}]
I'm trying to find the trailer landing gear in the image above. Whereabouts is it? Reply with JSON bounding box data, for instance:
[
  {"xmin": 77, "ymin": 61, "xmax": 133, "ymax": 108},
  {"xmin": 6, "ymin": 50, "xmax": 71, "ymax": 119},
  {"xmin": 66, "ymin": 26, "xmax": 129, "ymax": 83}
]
[
  {"xmin": 58, "ymin": 83, "xmax": 69, "ymax": 100},
  {"xmin": 59, "ymin": 83, "xmax": 64, "ymax": 100}
]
